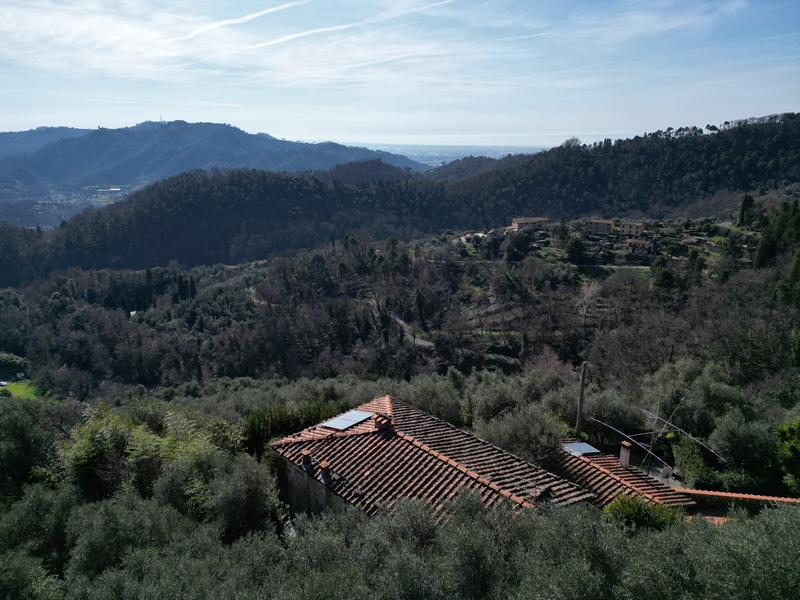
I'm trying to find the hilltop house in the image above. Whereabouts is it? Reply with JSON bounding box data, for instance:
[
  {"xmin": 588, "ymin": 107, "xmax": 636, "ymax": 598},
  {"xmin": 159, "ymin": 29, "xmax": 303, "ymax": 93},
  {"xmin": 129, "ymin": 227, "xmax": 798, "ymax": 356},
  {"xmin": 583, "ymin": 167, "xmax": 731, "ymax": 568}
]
[
  {"xmin": 270, "ymin": 396, "xmax": 698, "ymax": 517},
  {"xmin": 270, "ymin": 396, "xmax": 592, "ymax": 516},
  {"xmin": 586, "ymin": 219, "xmax": 614, "ymax": 235}
]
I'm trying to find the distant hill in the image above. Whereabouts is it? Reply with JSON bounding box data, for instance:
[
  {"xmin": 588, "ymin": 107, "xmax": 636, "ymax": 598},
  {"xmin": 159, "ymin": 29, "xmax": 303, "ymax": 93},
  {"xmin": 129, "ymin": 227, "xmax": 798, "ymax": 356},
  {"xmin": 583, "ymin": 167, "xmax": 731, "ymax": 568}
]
[
  {"xmin": 0, "ymin": 126, "xmax": 90, "ymax": 160},
  {"xmin": 423, "ymin": 154, "xmax": 533, "ymax": 183},
  {"xmin": 1, "ymin": 113, "xmax": 798, "ymax": 286},
  {"xmin": 0, "ymin": 121, "xmax": 427, "ymax": 198},
  {"xmin": 313, "ymin": 159, "xmax": 418, "ymax": 185}
]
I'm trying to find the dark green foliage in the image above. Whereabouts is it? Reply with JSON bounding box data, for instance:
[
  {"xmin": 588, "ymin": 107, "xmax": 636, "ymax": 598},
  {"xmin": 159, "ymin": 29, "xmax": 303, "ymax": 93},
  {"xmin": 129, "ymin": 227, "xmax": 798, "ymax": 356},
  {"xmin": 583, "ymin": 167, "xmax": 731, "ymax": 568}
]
[
  {"xmin": 603, "ymin": 494, "xmax": 683, "ymax": 533},
  {"xmin": 672, "ymin": 437, "xmax": 712, "ymax": 489},
  {"xmin": 207, "ymin": 455, "xmax": 283, "ymax": 543},
  {"xmin": 709, "ymin": 409, "xmax": 777, "ymax": 476},
  {"xmin": 58, "ymin": 405, "xmax": 139, "ymax": 501},
  {"xmin": 244, "ymin": 398, "xmax": 351, "ymax": 457},
  {"xmin": 0, "ymin": 397, "xmax": 57, "ymax": 501},
  {"xmin": 775, "ymin": 418, "xmax": 800, "ymax": 492},
  {"xmin": 565, "ymin": 235, "xmax": 585, "ymax": 264},
  {"xmin": 0, "ymin": 351, "xmax": 28, "ymax": 372},
  {"xmin": 739, "ymin": 193, "xmax": 755, "ymax": 227},
  {"xmin": 0, "ymin": 483, "xmax": 80, "ymax": 577},
  {"xmin": 0, "ymin": 550, "xmax": 63, "ymax": 600},
  {"xmin": 65, "ymin": 488, "xmax": 194, "ymax": 580},
  {"xmin": 473, "ymin": 402, "xmax": 562, "ymax": 464}
]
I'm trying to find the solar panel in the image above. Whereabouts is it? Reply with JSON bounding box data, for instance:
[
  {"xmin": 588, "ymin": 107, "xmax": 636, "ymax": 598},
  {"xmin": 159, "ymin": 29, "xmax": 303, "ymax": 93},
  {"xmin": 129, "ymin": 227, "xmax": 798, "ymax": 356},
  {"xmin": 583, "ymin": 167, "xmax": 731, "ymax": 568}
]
[
  {"xmin": 322, "ymin": 410, "xmax": 374, "ymax": 431},
  {"xmin": 563, "ymin": 442, "xmax": 601, "ymax": 456}
]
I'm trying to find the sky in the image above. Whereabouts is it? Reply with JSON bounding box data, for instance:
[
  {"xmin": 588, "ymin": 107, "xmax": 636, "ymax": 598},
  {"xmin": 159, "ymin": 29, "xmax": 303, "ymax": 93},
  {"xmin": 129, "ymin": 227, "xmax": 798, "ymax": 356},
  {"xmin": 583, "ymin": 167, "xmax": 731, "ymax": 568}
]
[{"xmin": 0, "ymin": 0, "xmax": 798, "ymax": 147}]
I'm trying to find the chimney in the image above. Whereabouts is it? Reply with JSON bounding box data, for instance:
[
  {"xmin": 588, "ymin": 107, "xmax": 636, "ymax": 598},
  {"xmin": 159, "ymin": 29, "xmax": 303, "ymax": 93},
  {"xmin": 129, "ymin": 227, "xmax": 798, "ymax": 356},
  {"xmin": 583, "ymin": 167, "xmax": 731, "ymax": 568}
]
[
  {"xmin": 301, "ymin": 449, "xmax": 312, "ymax": 471},
  {"xmin": 619, "ymin": 440, "xmax": 632, "ymax": 468},
  {"xmin": 319, "ymin": 460, "xmax": 332, "ymax": 483},
  {"xmin": 376, "ymin": 415, "xmax": 393, "ymax": 433}
]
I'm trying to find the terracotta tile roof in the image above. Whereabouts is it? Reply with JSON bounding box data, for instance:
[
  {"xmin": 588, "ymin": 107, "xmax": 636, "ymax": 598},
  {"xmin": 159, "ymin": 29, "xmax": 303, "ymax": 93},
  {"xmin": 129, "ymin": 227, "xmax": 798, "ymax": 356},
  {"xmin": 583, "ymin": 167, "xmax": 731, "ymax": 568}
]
[
  {"xmin": 543, "ymin": 442, "xmax": 696, "ymax": 509},
  {"xmin": 270, "ymin": 396, "xmax": 593, "ymax": 515},
  {"xmin": 674, "ymin": 488, "xmax": 800, "ymax": 505}
]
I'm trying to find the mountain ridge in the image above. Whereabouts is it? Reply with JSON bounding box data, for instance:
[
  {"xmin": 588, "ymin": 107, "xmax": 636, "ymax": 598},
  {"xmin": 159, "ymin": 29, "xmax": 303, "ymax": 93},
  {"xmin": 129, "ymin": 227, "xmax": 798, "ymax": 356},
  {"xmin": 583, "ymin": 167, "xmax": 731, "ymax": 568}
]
[{"xmin": 0, "ymin": 120, "xmax": 428, "ymax": 198}]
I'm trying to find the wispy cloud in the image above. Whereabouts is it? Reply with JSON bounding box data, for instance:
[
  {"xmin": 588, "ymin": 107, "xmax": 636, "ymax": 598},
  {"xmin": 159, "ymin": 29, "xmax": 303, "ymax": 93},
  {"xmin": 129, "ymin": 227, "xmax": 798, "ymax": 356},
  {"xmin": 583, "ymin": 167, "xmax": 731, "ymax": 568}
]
[
  {"xmin": 238, "ymin": 0, "xmax": 456, "ymax": 52},
  {"xmin": 758, "ymin": 31, "xmax": 800, "ymax": 40},
  {"xmin": 0, "ymin": 0, "xmax": 791, "ymax": 107}
]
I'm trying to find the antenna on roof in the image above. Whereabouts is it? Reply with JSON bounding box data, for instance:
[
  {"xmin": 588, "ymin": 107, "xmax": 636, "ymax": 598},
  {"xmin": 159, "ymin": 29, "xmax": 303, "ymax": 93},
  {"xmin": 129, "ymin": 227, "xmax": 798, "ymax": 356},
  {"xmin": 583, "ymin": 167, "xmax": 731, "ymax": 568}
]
[
  {"xmin": 576, "ymin": 361, "xmax": 588, "ymax": 435},
  {"xmin": 587, "ymin": 417, "xmax": 670, "ymax": 468},
  {"xmin": 639, "ymin": 409, "xmax": 727, "ymax": 464}
]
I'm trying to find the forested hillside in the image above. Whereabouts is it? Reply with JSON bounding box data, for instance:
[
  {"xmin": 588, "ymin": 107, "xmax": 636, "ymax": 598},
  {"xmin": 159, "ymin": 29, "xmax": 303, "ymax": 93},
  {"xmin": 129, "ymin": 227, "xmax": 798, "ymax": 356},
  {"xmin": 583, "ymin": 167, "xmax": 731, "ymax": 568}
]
[
  {"xmin": 2, "ymin": 114, "xmax": 800, "ymax": 598},
  {"xmin": 2, "ymin": 196, "xmax": 800, "ymax": 490},
  {"xmin": 450, "ymin": 115, "xmax": 800, "ymax": 220}
]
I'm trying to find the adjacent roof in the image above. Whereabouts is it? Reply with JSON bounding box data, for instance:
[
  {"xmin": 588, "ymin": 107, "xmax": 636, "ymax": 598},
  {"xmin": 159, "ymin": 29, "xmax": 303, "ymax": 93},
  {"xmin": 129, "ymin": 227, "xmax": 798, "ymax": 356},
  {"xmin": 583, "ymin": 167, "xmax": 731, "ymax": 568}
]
[
  {"xmin": 675, "ymin": 488, "xmax": 800, "ymax": 506},
  {"xmin": 270, "ymin": 396, "xmax": 593, "ymax": 516},
  {"xmin": 543, "ymin": 441, "xmax": 696, "ymax": 509}
]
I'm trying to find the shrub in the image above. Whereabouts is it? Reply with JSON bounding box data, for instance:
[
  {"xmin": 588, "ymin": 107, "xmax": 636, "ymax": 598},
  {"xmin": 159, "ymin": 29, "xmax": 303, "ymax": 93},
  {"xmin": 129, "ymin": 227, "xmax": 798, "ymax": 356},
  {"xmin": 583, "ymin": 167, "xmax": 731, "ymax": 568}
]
[{"xmin": 603, "ymin": 494, "xmax": 683, "ymax": 533}]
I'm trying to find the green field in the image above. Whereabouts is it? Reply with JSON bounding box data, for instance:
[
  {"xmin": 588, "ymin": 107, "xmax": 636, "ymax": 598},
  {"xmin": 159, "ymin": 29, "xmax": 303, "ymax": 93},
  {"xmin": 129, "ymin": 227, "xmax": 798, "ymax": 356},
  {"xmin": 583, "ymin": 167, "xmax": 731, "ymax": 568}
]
[{"xmin": 5, "ymin": 381, "xmax": 39, "ymax": 399}]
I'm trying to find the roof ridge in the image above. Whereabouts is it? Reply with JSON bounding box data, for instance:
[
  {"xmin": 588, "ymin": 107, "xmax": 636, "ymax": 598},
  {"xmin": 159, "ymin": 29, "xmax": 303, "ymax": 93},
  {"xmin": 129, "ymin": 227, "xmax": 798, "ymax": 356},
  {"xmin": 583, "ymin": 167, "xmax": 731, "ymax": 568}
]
[
  {"xmin": 394, "ymin": 429, "xmax": 535, "ymax": 509},
  {"xmin": 270, "ymin": 413, "xmax": 384, "ymax": 447},
  {"xmin": 356, "ymin": 394, "xmax": 394, "ymax": 418}
]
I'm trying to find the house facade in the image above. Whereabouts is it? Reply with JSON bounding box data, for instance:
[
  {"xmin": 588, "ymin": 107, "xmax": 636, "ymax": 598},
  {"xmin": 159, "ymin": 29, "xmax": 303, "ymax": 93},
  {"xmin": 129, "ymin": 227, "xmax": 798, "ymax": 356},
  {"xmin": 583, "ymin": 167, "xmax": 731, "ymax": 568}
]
[
  {"xmin": 511, "ymin": 217, "xmax": 549, "ymax": 231},
  {"xmin": 586, "ymin": 219, "xmax": 614, "ymax": 235},
  {"xmin": 623, "ymin": 238, "xmax": 652, "ymax": 254},
  {"xmin": 619, "ymin": 221, "xmax": 645, "ymax": 238}
]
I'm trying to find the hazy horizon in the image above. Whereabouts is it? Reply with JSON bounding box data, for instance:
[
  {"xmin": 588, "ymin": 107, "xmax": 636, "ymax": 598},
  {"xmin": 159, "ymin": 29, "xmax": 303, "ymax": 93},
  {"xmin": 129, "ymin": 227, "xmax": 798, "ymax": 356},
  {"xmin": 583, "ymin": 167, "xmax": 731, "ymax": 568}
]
[{"xmin": 2, "ymin": 1, "xmax": 797, "ymax": 146}]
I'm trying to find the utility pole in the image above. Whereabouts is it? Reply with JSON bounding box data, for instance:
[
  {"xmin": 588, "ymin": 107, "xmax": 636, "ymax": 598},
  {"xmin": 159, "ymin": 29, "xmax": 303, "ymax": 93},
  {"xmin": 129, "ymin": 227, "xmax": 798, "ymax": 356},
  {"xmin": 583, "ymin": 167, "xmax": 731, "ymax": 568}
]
[{"xmin": 576, "ymin": 361, "xmax": 587, "ymax": 435}]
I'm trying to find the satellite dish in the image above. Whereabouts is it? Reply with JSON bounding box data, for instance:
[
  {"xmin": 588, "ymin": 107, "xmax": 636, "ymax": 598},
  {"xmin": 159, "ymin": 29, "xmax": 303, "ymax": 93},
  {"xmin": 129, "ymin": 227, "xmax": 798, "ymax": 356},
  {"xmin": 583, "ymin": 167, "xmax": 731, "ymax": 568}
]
[{"xmin": 660, "ymin": 466, "xmax": 673, "ymax": 479}]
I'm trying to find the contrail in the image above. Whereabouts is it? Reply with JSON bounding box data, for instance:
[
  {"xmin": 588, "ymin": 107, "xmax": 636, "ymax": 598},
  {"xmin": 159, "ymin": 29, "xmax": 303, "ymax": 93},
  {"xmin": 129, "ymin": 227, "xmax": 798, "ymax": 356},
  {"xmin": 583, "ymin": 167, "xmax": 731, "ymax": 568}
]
[
  {"xmin": 245, "ymin": 21, "xmax": 360, "ymax": 50},
  {"xmin": 240, "ymin": 0, "xmax": 456, "ymax": 52},
  {"xmin": 166, "ymin": 1, "xmax": 310, "ymax": 43}
]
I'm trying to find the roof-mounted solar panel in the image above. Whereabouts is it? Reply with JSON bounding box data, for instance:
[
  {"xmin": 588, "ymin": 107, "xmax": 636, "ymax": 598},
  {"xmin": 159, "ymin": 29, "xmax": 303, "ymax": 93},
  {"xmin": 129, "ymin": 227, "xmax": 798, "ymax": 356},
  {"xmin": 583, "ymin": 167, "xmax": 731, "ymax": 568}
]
[
  {"xmin": 563, "ymin": 442, "xmax": 601, "ymax": 456},
  {"xmin": 322, "ymin": 409, "xmax": 373, "ymax": 430}
]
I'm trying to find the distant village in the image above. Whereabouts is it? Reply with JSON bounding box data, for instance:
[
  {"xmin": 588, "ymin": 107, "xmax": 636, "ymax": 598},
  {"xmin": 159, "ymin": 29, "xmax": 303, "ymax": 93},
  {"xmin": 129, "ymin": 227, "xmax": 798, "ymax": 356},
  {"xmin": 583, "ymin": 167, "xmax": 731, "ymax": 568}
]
[{"xmin": 459, "ymin": 213, "xmax": 744, "ymax": 266}]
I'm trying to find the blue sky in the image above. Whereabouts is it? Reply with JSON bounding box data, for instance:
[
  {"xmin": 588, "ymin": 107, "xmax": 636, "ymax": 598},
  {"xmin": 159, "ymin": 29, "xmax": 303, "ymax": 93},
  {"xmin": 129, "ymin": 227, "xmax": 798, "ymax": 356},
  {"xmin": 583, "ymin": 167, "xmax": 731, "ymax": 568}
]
[{"xmin": 1, "ymin": 0, "xmax": 798, "ymax": 146}]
